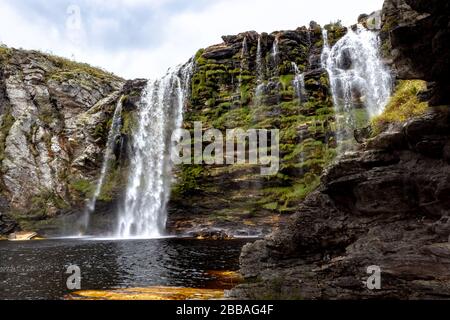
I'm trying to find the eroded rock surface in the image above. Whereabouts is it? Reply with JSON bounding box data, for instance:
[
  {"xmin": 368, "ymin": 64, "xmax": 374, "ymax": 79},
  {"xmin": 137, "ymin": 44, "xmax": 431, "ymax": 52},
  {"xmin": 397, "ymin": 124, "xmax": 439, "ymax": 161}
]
[
  {"xmin": 382, "ymin": 0, "xmax": 450, "ymax": 105},
  {"xmin": 231, "ymin": 109, "xmax": 450, "ymax": 299},
  {"xmin": 0, "ymin": 48, "xmax": 128, "ymax": 233}
]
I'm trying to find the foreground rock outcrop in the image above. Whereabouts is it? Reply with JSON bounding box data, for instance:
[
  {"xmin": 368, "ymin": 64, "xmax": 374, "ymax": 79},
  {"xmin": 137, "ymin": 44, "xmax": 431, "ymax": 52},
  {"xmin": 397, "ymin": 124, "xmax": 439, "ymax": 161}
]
[
  {"xmin": 231, "ymin": 108, "xmax": 450, "ymax": 299},
  {"xmin": 381, "ymin": 0, "xmax": 450, "ymax": 105}
]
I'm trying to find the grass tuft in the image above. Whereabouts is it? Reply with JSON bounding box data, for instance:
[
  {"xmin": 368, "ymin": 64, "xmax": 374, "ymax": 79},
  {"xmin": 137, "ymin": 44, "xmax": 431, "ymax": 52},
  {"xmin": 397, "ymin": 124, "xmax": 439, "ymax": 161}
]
[{"xmin": 372, "ymin": 80, "xmax": 428, "ymax": 134}]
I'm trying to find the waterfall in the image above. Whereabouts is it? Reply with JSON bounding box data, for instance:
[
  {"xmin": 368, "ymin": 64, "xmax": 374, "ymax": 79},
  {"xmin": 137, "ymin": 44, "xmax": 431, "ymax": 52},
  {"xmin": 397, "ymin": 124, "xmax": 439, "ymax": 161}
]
[
  {"xmin": 241, "ymin": 36, "xmax": 248, "ymax": 60},
  {"xmin": 272, "ymin": 37, "xmax": 280, "ymax": 70},
  {"xmin": 321, "ymin": 25, "xmax": 393, "ymax": 151},
  {"xmin": 117, "ymin": 62, "xmax": 193, "ymax": 239},
  {"xmin": 292, "ymin": 62, "xmax": 307, "ymax": 102},
  {"xmin": 237, "ymin": 37, "xmax": 248, "ymax": 103},
  {"xmin": 79, "ymin": 98, "xmax": 123, "ymax": 234},
  {"xmin": 255, "ymin": 35, "xmax": 265, "ymax": 102}
]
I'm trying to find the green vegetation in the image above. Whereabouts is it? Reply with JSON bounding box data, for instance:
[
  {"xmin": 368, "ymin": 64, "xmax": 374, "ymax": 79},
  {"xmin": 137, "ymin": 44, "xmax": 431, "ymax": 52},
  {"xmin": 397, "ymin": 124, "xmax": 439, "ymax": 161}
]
[
  {"xmin": 372, "ymin": 80, "xmax": 428, "ymax": 134},
  {"xmin": 173, "ymin": 165, "xmax": 205, "ymax": 195},
  {"xmin": 70, "ymin": 178, "xmax": 95, "ymax": 198},
  {"xmin": 173, "ymin": 33, "xmax": 342, "ymax": 217},
  {"xmin": 0, "ymin": 110, "xmax": 15, "ymax": 162},
  {"xmin": 45, "ymin": 53, "xmax": 122, "ymax": 84},
  {"xmin": 0, "ymin": 45, "xmax": 12, "ymax": 63}
]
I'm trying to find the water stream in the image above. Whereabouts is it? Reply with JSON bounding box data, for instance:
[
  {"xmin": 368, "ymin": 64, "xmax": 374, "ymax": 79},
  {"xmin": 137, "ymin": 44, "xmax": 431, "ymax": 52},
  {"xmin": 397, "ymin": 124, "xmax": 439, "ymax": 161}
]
[
  {"xmin": 79, "ymin": 99, "xmax": 123, "ymax": 234},
  {"xmin": 117, "ymin": 63, "xmax": 193, "ymax": 239},
  {"xmin": 321, "ymin": 25, "xmax": 393, "ymax": 151}
]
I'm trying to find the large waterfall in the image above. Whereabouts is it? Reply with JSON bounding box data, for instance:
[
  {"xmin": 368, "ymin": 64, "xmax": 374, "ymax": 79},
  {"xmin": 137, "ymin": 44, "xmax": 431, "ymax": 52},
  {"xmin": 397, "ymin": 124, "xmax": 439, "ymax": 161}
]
[
  {"xmin": 117, "ymin": 63, "xmax": 193, "ymax": 239},
  {"xmin": 321, "ymin": 25, "xmax": 393, "ymax": 151},
  {"xmin": 79, "ymin": 98, "xmax": 123, "ymax": 235}
]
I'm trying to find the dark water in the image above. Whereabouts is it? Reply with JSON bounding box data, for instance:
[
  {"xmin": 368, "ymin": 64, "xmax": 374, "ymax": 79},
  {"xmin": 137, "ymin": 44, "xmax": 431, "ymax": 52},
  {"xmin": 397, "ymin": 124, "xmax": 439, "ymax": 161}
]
[{"xmin": 0, "ymin": 238, "xmax": 252, "ymax": 300}]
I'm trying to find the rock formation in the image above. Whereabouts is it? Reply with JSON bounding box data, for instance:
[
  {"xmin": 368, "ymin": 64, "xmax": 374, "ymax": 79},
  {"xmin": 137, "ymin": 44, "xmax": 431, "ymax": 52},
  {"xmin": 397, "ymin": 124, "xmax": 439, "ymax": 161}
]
[
  {"xmin": 168, "ymin": 24, "xmax": 346, "ymax": 237},
  {"xmin": 381, "ymin": 0, "xmax": 450, "ymax": 105},
  {"xmin": 0, "ymin": 47, "xmax": 147, "ymax": 235},
  {"xmin": 231, "ymin": 108, "xmax": 450, "ymax": 299},
  {"xmin": 230, "ymin": 0, "xmax": 450, "ymax": 299}
]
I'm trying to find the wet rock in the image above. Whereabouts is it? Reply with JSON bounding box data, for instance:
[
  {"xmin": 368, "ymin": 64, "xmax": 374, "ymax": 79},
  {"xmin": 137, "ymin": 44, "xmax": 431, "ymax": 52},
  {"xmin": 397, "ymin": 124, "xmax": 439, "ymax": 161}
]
[
  {"xmin": 188, "ymin": 229, "xmax": 233, "ymax": 240},
  {"xmin": 366, "ymin": 130, "xmax": 406, "ymax": 150},
  {"xmin": 0, "ymin": 212, "xmax": 18, "ymax": 236},
  {"xmin": 203, "ymin": 45, "xmax": 236, "ymax": 60},
  {"xmin": 231, "ymin": 109, "xmax": 450, "ymax": 299}
]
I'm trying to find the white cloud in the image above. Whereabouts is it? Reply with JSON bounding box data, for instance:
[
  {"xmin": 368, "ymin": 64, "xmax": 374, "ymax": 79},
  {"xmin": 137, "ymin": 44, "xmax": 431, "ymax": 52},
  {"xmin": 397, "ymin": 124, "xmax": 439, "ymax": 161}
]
[{"xmin": 0, "ymin": 0, "xmax": 384, "ymax": 79}]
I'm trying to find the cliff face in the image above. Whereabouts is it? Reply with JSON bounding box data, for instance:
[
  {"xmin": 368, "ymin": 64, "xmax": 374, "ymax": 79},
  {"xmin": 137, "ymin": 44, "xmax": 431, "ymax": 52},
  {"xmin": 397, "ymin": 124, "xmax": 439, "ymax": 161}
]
[
  {"xmin": 381, "ymin": 0, "xmax": 450, "ymax": 105},
  {"xmin": 231, "ymin": 0, "xmax": 450, "ymax": 299},
  {"xmin": 168, "ymin": 24, "xmax": 347, "ymax": 236},
  {"xmin": 0, "ymin": 47, "xmax": 144, "ymax": 234},
  {"xmin": 0, "ymin": 23, "xmax": 346, "ymax": 236},
  {"xmin": 231, "ymin": 109, "xmax": 450, "ymax": 299}
]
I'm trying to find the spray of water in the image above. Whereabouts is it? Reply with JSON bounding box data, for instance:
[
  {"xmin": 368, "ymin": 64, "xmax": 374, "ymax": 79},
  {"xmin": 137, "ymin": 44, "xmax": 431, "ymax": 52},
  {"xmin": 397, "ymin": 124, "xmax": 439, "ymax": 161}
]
[
  {"xmin": 292, "ymin": 62, "xmax": 307, "ymax": 102},
  {"xmin": 79, "ymin": 98, "xmax": 123, "ymax": 235},
  {"xmin": 116, "ymin": 62, "xmax": 193, "ymax": 239},
  {"xmin": 321, "ymin": 25, "xmax": 393, "ymax": 151}
]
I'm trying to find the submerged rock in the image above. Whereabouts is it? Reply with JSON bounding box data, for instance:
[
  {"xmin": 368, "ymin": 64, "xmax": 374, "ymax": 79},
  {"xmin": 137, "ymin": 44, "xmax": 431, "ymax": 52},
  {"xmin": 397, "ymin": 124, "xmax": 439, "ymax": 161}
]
[{"xmin": 67, "ymin": 287, "xmax": 225, "ymax": 301}]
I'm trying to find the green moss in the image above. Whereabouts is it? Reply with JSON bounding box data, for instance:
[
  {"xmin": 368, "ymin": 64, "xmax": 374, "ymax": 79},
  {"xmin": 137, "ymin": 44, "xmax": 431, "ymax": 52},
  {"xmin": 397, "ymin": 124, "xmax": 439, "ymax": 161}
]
[
  {"xmin": 97, "ymin": 166, "xmax": 122, "ymax": 202},
  {"xmin": 173, "ymin": 165, "xmax": 205, "ymax": 195},
  {"xmin": 0, "ymin": 111, "xmax": 15, "ymax": 162},
  {"xmin": 70, "ymin": 178, "xmax": 95, "ymax": 198},
  {"xmin": 45, "ymin": 54, "xmax": 122, "ymax": 84},
  {"xmin": 371, "ymin": 80, "xmax": 429, "ymax": 134},
  {"xmin": 121, "ymin": 110, "xmax": 137, "ymax": 135},
  {"xmin": 11, "ymin": 191, "xmax": 69, "ymax": 225},
  {"xmin": 279, "ymin": 74, "xmax": 294, "ymax": 90},
  {"xmin": 0, "ymin": 45, "xmax": 12, "ymax": 64}
]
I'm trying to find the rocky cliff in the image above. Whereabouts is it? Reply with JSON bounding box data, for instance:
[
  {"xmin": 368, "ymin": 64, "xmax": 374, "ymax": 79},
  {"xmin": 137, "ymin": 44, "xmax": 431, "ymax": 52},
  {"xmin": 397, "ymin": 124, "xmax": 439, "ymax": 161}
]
[
  {"xmin": 0, "ymin": 47, "xmax": 148, "ymax": 235},
  {"xmin": 168, "ymin": 24, "xmax": 347, "ymax": 237},
  {"xmin": 231, "ymin": 0, "xmax": 450, "ymax": 299},
  {"xmin": 381, "ymin": 0, "xmax": 450, "ymax": 105},
  {"xmin": 0, "ymin": 22, "xmax": 346, "ymax": 237}
]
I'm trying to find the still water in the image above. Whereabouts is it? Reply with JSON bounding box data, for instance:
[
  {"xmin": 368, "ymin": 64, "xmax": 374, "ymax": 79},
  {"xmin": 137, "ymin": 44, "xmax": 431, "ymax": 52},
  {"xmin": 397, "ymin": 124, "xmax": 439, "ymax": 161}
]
[{"xmin": 0, "ymin": 238, "xmax": 251, "ymax": 300}]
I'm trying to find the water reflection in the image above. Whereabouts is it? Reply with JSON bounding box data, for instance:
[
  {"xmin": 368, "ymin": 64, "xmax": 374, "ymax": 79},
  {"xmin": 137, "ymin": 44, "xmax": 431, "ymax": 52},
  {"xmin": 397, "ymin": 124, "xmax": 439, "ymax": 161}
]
[{"xmin": 0, "ymin": 238, "xmax": 250, "ymax": 300}]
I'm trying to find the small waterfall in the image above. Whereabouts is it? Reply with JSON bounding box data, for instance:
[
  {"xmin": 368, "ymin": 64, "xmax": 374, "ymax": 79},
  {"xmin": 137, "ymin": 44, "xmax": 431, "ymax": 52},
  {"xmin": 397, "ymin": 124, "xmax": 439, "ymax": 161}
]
[
  {"xmin": 79, "ymin": 98, "xmax": 123, "ymax": 234},
  {"xmin": 272, "ymin": 37, "xmax": 280, "ymax": 70},
  {"xmin": 241, "ymin": 36, "xmax": 248, "ymax": 60},
  {"xmin": 117, "ymin": 63, "xmax": 193, "ymax": 239},
  {"xmin": 321, "ymin": 25, "xmax": 393, "ymax": 151},
  {"xmin": 292, "ymin": 62, "xmax": 307, "ymax": 102},
  {"xmin": 237, "ymin": 37, "xmax": 248, "ymax": 103},
  {"xmin": 255, "ymin": 35, "xmax": 265, "ymax": 102}
]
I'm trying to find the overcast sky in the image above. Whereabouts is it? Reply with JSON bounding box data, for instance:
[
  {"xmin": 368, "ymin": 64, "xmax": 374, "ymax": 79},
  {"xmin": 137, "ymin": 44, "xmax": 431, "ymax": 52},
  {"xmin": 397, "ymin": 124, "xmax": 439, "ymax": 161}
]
[{"xmin": 0, "ymin": 0, "xmax": 384, "ymax": 79}]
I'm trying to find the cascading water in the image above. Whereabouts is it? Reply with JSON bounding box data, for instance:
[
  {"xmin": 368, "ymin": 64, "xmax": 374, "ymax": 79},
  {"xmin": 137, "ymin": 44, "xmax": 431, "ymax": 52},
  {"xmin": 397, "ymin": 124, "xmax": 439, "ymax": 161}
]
[
  {"xmin": 79, "ymin": 98, "xmax": 123, "ymax": 235},
  {"xmin": 255, "ymin": 35, "xmax": 265, "ymax": 102},
  {"xmin": 292, "ymin": 62, "xmax": 307, "ymax": 102},
  {"xmin": 117, "ymin": 62, "xmax": 193, "ymax": 239},
  {"xmin": 321, "ymin": 25, "xmax": 393, "ymax": 151},
  {"xmin": 237, "ymin": 37, "xmax": 248, "ymax": 103},
  {"xmin": 272, "ymin": 37, "xmax": 280, "ymax": 72}
]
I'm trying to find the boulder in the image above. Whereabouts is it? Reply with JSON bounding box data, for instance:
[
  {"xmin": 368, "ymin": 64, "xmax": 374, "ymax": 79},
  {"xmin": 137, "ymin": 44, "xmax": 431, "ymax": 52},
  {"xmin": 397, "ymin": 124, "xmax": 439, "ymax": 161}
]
[{"xmin": 8, "ymin": 231, "xmax": 38, "ymax": 241}]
